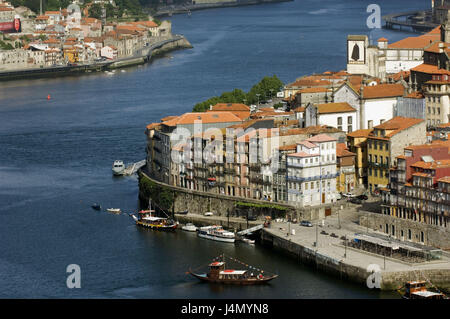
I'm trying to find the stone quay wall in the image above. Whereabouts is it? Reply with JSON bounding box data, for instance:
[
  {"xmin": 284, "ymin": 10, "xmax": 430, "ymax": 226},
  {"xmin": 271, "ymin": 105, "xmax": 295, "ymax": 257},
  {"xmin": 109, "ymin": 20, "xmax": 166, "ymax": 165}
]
[
  {"xmin": 261, "ymin": 228, "xmax": 450, "ymax": 293},
  {"xmin": 360, "ymin": 212, "xmax": 450, "ymax": 250}
]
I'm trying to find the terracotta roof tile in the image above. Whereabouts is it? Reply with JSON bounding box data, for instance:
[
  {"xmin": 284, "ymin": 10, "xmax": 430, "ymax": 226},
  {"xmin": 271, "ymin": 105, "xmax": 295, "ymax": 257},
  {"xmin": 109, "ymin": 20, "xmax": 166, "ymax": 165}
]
[
  {"xmin": 162, "ymin": 112, "xmax": 242, "ymax": 126},
  {"xmin": 316, "ymin": 102, "xmax": 356, "ymax": 114},
  {"xmin": 362, "ymin": 84, "xmax": 404, "ymax": 99},
  {"xmin": 411, "ymin": 63, "xmax": 450, "ymax": 75}
]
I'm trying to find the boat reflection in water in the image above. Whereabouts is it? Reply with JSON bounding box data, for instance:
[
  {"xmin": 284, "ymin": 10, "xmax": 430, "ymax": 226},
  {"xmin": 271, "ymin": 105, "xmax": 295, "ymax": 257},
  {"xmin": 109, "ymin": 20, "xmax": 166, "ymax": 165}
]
[{"xmin": 188, "ymin": 254, "xmax": 278, "ymax": 285}]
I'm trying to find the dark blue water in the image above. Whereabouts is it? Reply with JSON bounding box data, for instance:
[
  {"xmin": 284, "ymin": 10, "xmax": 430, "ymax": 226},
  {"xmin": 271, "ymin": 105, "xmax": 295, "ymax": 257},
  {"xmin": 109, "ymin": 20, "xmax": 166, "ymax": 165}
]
[{"xmin": 0, "ymin": 0, "xmax": 427, "ymax": 298}]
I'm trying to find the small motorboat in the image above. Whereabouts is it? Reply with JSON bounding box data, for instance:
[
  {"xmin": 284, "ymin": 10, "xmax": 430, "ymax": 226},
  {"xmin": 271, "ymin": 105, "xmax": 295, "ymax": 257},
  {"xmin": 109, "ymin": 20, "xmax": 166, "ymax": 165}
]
[
  {"xmin": 182, "ymin": 223, "xmax": 197, "ymax": 232},
  {"xmin": 177, "ymin": 210, "xmax": 188, "ymax": 215},
  {"xmin": 91, "ymin": 203, "xmax": 101, "ymax": 211},
  {"xmin": 112, "ymin": 160, "xmax": 125, "ymax": 176},
  {"xmin": 107, "ymin": 208, "xmax": 121, "ymax": 214}
]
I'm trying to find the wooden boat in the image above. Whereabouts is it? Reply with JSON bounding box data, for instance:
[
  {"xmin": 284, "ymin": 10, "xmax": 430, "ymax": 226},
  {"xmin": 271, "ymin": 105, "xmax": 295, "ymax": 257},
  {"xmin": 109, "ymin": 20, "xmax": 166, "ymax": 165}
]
[
  {"xmin": 402, "ymin": 281, "xmax": 447, "ymax": 299},
  {"xmin": 131, "ymin": 209, "xmax": 177, "ymax": 230},
  {"xmin": 188, "ymin": 254, "xmax": 278, "ymax": 285}
]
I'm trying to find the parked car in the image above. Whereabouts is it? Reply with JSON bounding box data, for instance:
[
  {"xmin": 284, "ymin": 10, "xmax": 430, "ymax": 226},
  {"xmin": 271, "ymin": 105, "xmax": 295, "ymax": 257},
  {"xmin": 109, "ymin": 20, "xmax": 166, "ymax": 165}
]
[
  {"xmin": 204, "ymin": 212, "xmax": 213, "ymax": 216},
  {"xmin": 356, "ymin": 194, "xmax": 368, "ymax": 201},
  {"xmin": 300, "ymin": 220, "xmax": 313, "ymax": 227},
  {"xmin": 342, "ymin": 192, "xmax": 355, "ymax": 198},
  {"xmin": 247, "ymin": 215, "xmax": 257, "ymax": 221}
]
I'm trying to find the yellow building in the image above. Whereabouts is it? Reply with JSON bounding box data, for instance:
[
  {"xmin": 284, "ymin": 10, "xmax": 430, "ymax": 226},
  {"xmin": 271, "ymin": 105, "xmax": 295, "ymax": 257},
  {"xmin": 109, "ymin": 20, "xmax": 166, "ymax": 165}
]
[
  {"xmin": 367, "ymin": 117, "xmax": 426, "ymax": 193},
  {"xmin": 63, "ymin": 48, "xmax": 79, "ymax": 63},
  {"xmin": 347, "ymin": 129, "xmax": 373, "ymax": 186},
  {"xmin": 336, "ymin": 143, "xmax": 357, "ymax": 193}
]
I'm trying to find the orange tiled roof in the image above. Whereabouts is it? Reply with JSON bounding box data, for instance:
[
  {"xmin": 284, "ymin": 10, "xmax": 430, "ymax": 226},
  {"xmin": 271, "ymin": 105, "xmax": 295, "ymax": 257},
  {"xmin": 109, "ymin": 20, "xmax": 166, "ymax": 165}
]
[
  {"xmin": 405, "ymin": 91, "xmax": 424, "ymax": 99},
  {"xmin": 411, "ymin": 63, "xmax": 450, "ymax": 75},
  {"xmin": 371, "ymin": 117, "xmax": 424, "ymax": 138},
  {"xmin": 438, "ymin": 176, "xmax": 450, "ymax": 184},
  {"xmin": 316, "ymin": 102, "xmax": 356, "ymax": 114},
  {"xmin": 162, "ymin": 112, "xmax": 242, "ymax": 126},
  {"xmin": 306, "ymin": 133, "xmax": 336, "ymax": 143},
  {"xmin": 412, "ymin": 159, "xmax": 450, "ymax": 169},
  {"xmin": 347, "ymin": 129, "xmax": 373, "ymax": 138},
  {"xmin": 362, "ymin": 84, "xmax": 404, "ymax": 99},
  {"xmin": 388, "ymin": 28, "xmax": 440, "ymax": 49},
  {"xmin": 278, "ymin": 144, "xmax": 297, "ymax": 151},
  {"xmin": 288, "ymin": 151, "xmax": 319, "ymax": 158},
  {"xmin": 336, "ymin": 143, "xmax": 355, "ymax": 157}
]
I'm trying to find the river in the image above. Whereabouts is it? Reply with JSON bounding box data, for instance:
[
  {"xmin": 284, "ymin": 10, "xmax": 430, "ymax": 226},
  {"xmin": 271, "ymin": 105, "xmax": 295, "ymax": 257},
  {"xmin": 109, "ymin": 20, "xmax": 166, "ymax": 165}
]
[{"xmin": 0, "ymin": 0, "xmax": 427, "ymax": 298}]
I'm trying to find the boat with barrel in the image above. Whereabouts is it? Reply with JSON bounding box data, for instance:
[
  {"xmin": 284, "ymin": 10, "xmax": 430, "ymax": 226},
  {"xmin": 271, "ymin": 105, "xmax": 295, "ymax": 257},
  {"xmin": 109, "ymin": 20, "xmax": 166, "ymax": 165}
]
[
  {"xmin": 401, "ymin": 281, "xmax": 447, "ymax": 299},
  {"xmin": 188, "ymin": 254, "xmax": 278, "ymax": 285},
  {"xmin": 197, "ymin": 225, "xmax": 235, "ymax": 243}
]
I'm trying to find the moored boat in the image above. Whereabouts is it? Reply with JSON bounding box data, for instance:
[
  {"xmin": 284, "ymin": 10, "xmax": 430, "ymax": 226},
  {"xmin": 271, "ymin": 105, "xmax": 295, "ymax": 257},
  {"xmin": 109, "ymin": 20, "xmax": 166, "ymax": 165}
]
[
  {"xmin": 182, "ymin": 223, "xmax": 197, "ymax": 232},
  {"xmin": 132, "ymin": 209, "xmax": 177, "ymax": 230},
  {"xmin": 197, "ymin": 225, "xmax": 235, "ymax": 243},
  {"xmin": 402, "ymin": 281, "xmax": 447, "ymax": 299},
  {"xmin": 112, "ymin": 160, "xmax": 125, "ymax": 176},
  {"xmin": 107, "ymin": 208, "xmax": 121, "ymax": 214},
  {"xmin": 188, "ymin": 254, "xmax": 278, "ymax": 285}
]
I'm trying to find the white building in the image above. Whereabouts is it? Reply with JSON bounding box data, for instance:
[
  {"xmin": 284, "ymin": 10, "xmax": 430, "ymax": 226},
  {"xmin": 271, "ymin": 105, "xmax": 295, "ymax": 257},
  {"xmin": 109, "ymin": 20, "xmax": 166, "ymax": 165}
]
[
  {"xmin": 346, "ymin": 27, "xmax": 441, "ymax": 80},
  {"xmin": 360, "ymin": 83, "xmax": 406, "ymax": 129},
  {"xmin": 286, "ymin": 134, "xmax": 338, "ymax": 207}
]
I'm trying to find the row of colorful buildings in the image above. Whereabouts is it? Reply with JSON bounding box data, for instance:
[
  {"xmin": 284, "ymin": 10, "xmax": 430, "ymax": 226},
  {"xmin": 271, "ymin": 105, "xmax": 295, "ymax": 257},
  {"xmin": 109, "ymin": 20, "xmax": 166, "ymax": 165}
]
[{"xmin": 0, "ymin": 2, "xmax": 171, "ymax": 70}]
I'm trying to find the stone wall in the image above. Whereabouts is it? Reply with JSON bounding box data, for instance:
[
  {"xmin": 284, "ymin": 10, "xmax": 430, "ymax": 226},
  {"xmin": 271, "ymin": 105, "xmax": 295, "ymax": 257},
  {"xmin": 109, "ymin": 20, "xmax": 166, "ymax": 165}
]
[
  {"xmin": 359, "ymin": 212, "xmax": 450, "ymax": 250},
  {"xmin": 139, "ymin": 171, "xmax": 343, "ymax": 221},
  {"xmin": 261, "ymin": 228, "xmax": 450, "ymax": 292}
]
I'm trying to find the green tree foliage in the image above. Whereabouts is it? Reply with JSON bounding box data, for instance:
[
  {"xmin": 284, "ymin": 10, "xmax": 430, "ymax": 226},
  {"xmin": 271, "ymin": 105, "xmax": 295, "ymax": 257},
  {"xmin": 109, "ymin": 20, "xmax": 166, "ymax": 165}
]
[
  {"xmin": 139, "ymin": 173, "xmax": 174, "ymax": 211},
  {"xmin": 11, "ymin": 0, "xmax": 71, "ymax": 13},
  {"xmin": 88, "ymin": 3, "xmax": 103, "ymax": 19},
  {"xmin": 192, "ymin": 76, "xmax": 284, "ymax": 112}
]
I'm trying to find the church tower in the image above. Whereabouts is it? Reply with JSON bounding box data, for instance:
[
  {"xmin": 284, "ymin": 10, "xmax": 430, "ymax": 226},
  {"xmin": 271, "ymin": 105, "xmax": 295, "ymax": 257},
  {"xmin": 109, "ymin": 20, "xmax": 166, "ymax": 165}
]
[{"xmin": 440, "ymin": 10, "xmax": 450, "ymax": 43}]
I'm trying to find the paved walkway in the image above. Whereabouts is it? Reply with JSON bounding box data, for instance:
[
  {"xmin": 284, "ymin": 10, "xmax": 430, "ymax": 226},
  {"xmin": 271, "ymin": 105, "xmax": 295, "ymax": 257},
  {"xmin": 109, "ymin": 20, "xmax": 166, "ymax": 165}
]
[{"xmin": 267, "ymin": 208, "xmax": 450, "ymax": 274}]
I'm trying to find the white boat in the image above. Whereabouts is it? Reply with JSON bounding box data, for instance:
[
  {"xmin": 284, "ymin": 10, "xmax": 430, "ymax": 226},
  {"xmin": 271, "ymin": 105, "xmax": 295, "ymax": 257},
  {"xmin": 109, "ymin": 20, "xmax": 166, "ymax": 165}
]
[
  {"xmin": 242, "ymin": 238, "xmax": 255, "ymax": 245},
  {"xmin": 107, "ymin": 208, "xmax": 121, "ymax": 214},
  {"xmin": 182, "ymin": 223, "xmax": 197, "ymax": 232},
  {"xmin": 112, "ymin": 160, "xmax": 125, "ymax": 176},
  {"xmin": 204, "ymin": 211, "xmax": 213, "ymax": 216},
  {"xmin": 197, "ymin": 225, "xmax": 235, "ymax": 243}
]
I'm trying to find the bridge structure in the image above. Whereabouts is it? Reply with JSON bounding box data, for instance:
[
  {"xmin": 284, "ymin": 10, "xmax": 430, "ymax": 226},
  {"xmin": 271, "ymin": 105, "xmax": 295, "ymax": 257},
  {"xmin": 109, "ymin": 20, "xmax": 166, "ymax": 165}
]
[
  {"xmin": 236, "ymin": 224, "xmax": 264, "ymax": 236},
  {"xmin": 383, "ymin": 10, "xmax": 438, "ymax": 32}
]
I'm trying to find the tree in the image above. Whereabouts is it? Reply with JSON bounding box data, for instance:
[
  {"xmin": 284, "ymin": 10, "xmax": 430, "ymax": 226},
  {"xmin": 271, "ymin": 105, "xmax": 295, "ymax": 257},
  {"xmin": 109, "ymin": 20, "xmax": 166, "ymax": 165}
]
[
  {"xmin": 89, "ymin": 3, "xmax": 103, "ymax": 19},
  {"xmin": 192, "ymin": 75, "xmax": 284, "ymax": 112}
]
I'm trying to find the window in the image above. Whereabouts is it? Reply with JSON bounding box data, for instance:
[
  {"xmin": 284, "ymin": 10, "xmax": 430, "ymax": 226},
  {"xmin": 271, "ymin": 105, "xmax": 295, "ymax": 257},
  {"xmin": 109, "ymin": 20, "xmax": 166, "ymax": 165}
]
[
  {"xmin": 348, "ymin": 116, "xmax": 352, "ymax": 124},
  {"xmin": 368, "ymin": 120, "xmax": 373, "ymax": 129},
  {"xmin": 347, "ymin": 125, "xmax": 352, "ymax": 133},
  {"xmin": 337, "ymin": 117, "xmax": 342, "ymax": 125},
  {"xmin": 408, "ymin": 229, "xmax": 412, "ymax": 240},
  {"xmin": 374, "ymin": 141, "xmax": 377, "ymax": 150}
]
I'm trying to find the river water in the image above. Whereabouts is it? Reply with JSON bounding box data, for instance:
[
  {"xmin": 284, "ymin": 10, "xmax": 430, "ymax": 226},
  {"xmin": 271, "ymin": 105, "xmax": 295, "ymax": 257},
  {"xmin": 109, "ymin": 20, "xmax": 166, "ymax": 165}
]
[{"xmin": 0, "ymin": 0, "xmax": 427, "ymax": 298}]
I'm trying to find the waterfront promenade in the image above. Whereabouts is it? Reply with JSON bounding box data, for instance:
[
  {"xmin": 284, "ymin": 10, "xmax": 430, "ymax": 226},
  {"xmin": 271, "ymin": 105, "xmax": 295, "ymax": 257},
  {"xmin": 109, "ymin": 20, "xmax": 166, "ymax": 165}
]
[
  {"xmin": 0, "ymin": 35, "xmax": 192, "ymax": 81},
  {"xmin": 264, "ymin": 208, "xmax": 450, "ymax": 292}
]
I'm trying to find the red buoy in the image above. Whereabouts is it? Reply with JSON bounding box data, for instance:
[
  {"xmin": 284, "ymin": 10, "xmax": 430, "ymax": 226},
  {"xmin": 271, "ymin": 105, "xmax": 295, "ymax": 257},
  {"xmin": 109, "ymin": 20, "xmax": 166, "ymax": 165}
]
[{"xmin": 47, "ymin": 94, "xmax": 51, "ymax": 100}]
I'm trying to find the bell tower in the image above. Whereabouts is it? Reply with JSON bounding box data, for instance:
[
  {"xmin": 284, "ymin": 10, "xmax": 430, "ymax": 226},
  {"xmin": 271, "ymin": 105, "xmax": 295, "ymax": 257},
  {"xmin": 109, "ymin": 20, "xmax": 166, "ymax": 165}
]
[{"xmin": 440, "ymin": 10, "xmax": 450, "ymax": 43}]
